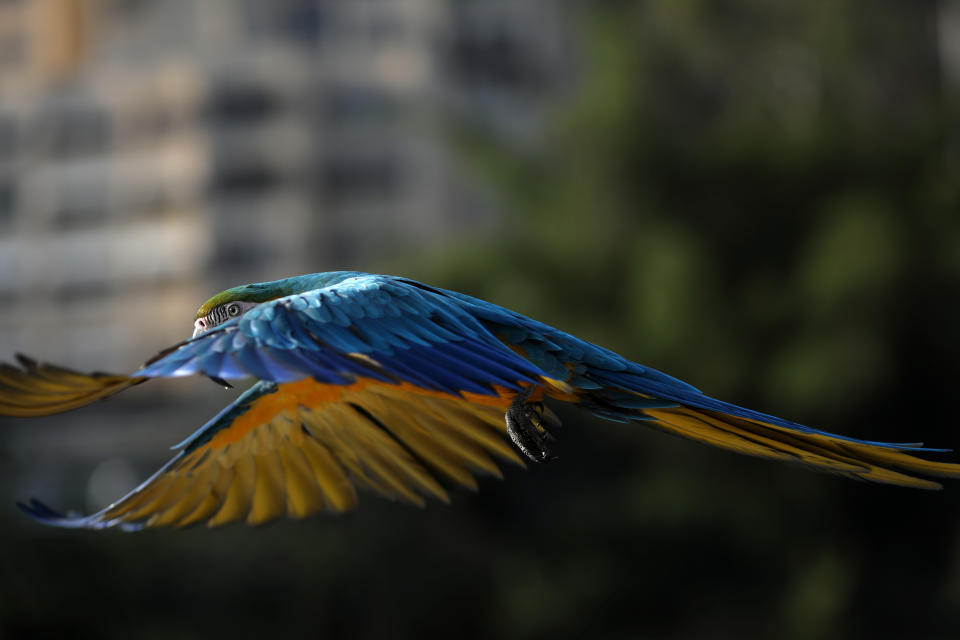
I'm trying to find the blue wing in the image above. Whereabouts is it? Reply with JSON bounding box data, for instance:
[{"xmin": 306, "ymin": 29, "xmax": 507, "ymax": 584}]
[{"xmin": 135, "ymin": 275, "xmax": 547, "ymax": 396}]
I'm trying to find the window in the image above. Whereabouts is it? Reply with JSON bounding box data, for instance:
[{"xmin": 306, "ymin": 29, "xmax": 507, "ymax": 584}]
[
  {"xmin": 54, "ymin": 167, "xmax": 108, "ymax": 228},
  {"xmin": 243, "ymin": 0, "xmax": 325, "ymax": 45},
  {"xmin": 210, "ymin": 158, "xmax": 279, "ymax": 196},
  {"xmin": 320, "ymin": 86, "xmax": 397, "ymax": 125},
  {"xmin": 319, "ymin": 153, "xmax": 400, "ymax": 201},
  {"xmin": 0, "ymin": 118, "xmax": 15, "ymax": 159},
  {"xmin": 0, "ymin": 176, "xmax": 14, "ymax": 227},
  {"xmin": 206, "ymin": 81, "xmax": 277, "ymax": 125},
  {"xmin": 38, "ymin": 107, "xmax": 112, "ymax": 159}
]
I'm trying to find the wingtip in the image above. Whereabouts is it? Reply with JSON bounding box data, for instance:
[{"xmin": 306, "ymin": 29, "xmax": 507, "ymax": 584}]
[
  {"xmin": 16, "ymin": 498, "xmax": 144, "ymax": 531},
  {"xmin": 17, "ymin": 498, "xmax": 67, "ymax": 523},
  {"xmin": 14, "ymin": 353, "xmax": 37, "ymax": 369}
]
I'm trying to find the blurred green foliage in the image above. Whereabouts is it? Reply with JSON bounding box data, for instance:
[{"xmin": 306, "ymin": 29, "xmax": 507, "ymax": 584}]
[
  {"xmin": 398, "ymin": 1, "xmax": 960, "ymax": 638},
  {"xmin": 3, "ymin": 1, "xmax": 960, "ymax": 639}
]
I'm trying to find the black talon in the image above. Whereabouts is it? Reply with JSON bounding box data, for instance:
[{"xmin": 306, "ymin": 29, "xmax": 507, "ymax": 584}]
[{"xmin": 506, "ymin": 386, "xmax": 562, "ymax": 463}]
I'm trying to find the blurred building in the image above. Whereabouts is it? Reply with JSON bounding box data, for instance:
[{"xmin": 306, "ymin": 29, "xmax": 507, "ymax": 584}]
[
  {"xmin": 0, "ymin": 0, "xmax": 568, "ymax": 368},
  {"xmin": 0, "ymin": 0, "xmax": 568, "ymax": 507}
]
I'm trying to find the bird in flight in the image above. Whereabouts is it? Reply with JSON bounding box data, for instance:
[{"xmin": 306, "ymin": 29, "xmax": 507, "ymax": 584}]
[{"xmin": 2, "ymin": 271, "xmax": 958, "ymax": 531}]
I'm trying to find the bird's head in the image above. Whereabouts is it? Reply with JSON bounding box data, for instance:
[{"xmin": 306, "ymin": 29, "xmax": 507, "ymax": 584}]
[
  {"xmin": 192, "ymin": 287, "xmax": 272, "ymax": 338},
  {"xmin": 192, "ymin": 272, "xmax": 362, "ymax": 338}
]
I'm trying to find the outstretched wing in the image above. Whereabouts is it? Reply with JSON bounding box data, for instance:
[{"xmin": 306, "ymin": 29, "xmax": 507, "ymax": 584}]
[
  {"xmin": 0, "ymin": 275, "xmax": 552, "ymax": 418},
  {"xmin": 0, "ymin": 355, "xmax": 142, "ymax": 417},
  {"xmin": 21, "ymin": 378, "xmax": 525, "ymax": 529},
  {"xmin": 134, "ymin": 275, "xmax": 548, "ymax": 394}
]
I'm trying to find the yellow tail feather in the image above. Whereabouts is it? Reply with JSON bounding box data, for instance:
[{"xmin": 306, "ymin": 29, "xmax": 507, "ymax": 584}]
[{"xmin": 644, "ymin": 406, "xmax": 959, "ymax": 489}]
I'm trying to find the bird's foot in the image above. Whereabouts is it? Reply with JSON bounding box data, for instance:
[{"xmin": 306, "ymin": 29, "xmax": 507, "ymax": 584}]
[{"xmin": 506, "ymin": 385, "xmax": 562, "ymax": 463}]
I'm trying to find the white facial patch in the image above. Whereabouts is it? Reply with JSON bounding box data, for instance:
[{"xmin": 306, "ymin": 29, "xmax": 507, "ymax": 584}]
[{"xmin": 193, "ymin": 301, "xmax": 259, "ymax": 338}]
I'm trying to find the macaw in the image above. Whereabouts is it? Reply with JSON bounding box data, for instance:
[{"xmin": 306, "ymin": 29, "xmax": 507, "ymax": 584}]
[{"xmin": 2, "ymin": 272, "xmax": 958, "ymax": 531}]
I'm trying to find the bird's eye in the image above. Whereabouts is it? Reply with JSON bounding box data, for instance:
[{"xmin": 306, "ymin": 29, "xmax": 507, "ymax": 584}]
[{"xmin": 226, "ymin": 303, "xmax": 243, "ymax": 317}]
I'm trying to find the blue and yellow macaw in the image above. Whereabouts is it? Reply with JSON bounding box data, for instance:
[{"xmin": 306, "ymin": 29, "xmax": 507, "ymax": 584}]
[{"xmin": 2, "ymin": 272, "xmax": 958, "ymax": 530}]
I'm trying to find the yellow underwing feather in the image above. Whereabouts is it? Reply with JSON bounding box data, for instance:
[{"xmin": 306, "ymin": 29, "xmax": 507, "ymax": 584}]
[
  {"xmin": 301, "ymin": 406, "xmax": 394, "ymax": 497},
  {"xmin": 209, "ymin": 455, "xmax": 256, "ymax": 527},
  {"xmin": 398, "ymin": 396, "xmax": 503, "ymax": 476},
  {"xmin": 147, "ymin": 465, "xmax": 219, "ymax": 528},
  {"xmin": 418, "ymin": 396, "xmax": 522, "ymax": 463},
  {"xmin": 314, "ymin": 401, "xmax": 450, "ymax": 503},
  {"xmin": 278, "ymin": 445, "xmax": 327, "ymax": 519},
  {"xmin": 298, "ymin": 435, "xmax": 358, "ymax": 512},
  {"xmin": 107, "ymin": 474, "xmax": 182, "ymax": 520},
  {"xmin": 122, "ymin": 474, "xmax": 197, "ymax": 521},
  {"xmin": 45, "ymin": 377, "xmax": 521, "ymax": 529},
  {"xmin": 174, "ymin": 467, "xmax": 234, "ymax": 528},
  {"xmin": 324, "ymin": 405, "xmax": 429, "ymax": 505},
  {"xmin": 366, "ymin": 392, "xmax": 499, "ymax": 477},
  {"xmin": 368, "ymin": 404, "xmax": 480, "ymax": 490},
  {"xmin": 248, "ymin": 452, "xmax": 287, "ymax": 525}
]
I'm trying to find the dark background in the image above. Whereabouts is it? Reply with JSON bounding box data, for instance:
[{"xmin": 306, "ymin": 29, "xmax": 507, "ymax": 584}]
[{"xmin": 2, "ymin": 1, "xmax": 959, "ymax": 638}]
